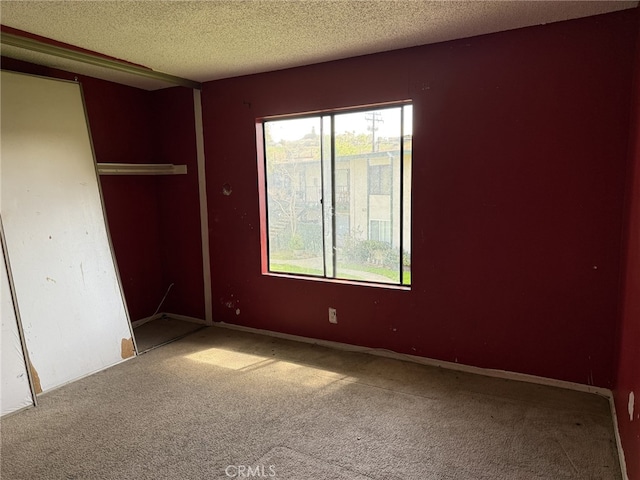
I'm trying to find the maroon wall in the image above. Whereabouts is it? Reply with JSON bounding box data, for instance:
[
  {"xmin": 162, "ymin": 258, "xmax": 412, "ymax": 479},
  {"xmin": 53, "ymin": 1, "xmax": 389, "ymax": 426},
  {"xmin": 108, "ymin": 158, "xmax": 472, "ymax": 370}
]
[
  {"xmin": 150, "ymin": 87, "xmax": 205, "ymax": 319},
  {"xmin": 98, "ymin": 86, "xmax": 204, "ymax": 321},
  {"xmin": 615, "ymin": 10, "xmax": 640, "ymax": 479},
  {"xmin": 201, "ymin": 10, "xmax": 637, "ymax": 388}
]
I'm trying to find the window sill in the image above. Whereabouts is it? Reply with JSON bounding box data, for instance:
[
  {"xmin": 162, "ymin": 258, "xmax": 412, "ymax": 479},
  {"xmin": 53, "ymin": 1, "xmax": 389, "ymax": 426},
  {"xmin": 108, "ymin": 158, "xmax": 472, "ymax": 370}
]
[{"xmin": 263, "ymin": 271, "xmax": 411, "ymax": 291}]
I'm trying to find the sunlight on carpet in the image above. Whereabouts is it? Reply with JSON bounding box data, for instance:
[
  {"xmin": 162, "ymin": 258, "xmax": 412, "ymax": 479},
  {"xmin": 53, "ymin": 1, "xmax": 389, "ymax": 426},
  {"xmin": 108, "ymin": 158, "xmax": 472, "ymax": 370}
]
[{"xmin": 184, "ymin": 347, "xmax": 355, "ymax": 388}]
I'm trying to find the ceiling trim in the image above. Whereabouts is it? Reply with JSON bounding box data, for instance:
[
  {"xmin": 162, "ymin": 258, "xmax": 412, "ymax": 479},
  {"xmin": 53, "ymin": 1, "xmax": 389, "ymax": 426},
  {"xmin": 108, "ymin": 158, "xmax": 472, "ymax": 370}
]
[{"xmin": 1, "ymin": 31, "xmax": 202, "ymax": 90}]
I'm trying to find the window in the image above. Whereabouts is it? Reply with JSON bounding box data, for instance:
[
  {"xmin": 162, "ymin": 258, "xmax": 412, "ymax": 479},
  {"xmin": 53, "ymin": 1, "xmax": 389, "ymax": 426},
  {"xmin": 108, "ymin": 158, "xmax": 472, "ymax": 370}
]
[
  {"xmin": 368, "ymin": 164, "xmax": 392, "ymax": 195},
  {"xmin": 369, "ymin": 219, "xmax": 391, "ymax": 244},
  {"xmin": 260, "ymin": 104, "xmax": 412, "ymax": 286}
]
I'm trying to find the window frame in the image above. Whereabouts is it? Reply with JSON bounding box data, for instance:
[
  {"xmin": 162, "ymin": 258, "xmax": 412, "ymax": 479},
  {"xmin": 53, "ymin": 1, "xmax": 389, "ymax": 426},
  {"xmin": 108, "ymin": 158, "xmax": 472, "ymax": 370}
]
[{"xmin": 256, "ymin": 101, "xmax": 412, "ymax": 289}]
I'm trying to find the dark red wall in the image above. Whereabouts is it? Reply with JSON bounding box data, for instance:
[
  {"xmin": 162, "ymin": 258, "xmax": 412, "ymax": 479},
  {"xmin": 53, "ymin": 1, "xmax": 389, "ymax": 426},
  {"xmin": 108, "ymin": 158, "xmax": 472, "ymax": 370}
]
[
  {"xmin": 99, "ymin": 86, "xmax": 204, "ymax": 321},
  {"xmin": 150, "ymin": 87, "xmax": 205, "ymax": 319},
  {"xmin": 100, "ymin": 174, "xmax": 164, "ymax": 321},
  {"xmin": 615, "ymin": 9, "xmax": 640, "ymax": 479},
  {"xmin": 201, "ymin": 10, "xmax": 637, "ymax": 388}
]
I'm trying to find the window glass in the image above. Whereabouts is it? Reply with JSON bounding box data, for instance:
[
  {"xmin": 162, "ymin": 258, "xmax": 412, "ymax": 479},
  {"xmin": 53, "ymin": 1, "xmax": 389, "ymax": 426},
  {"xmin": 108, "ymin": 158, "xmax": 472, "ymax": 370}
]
[{"xmin": 262, "ymin": 104, "xmax": 412, "ymax": 286}]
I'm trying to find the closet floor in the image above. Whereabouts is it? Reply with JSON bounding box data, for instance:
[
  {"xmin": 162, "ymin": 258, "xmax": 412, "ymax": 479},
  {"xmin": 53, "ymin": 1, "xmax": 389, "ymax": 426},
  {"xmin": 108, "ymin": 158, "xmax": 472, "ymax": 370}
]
[{"xmin": 133, "ymin": 316, "xmax": 204, "ymax": 353}]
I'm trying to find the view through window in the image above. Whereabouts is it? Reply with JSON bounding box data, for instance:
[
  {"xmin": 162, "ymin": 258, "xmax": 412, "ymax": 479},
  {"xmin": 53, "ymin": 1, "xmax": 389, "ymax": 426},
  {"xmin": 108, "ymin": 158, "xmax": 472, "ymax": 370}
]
[{"xmin": 262, "ymin": 104, "xmax": 412, "ymax": 286}]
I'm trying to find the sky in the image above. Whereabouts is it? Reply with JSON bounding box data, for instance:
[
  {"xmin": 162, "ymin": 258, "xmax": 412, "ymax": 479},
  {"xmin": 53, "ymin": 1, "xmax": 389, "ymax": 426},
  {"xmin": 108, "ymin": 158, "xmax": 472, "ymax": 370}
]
[{"xmin": 266, "ymin": 105, "xmax": 413, "ymax": 143}]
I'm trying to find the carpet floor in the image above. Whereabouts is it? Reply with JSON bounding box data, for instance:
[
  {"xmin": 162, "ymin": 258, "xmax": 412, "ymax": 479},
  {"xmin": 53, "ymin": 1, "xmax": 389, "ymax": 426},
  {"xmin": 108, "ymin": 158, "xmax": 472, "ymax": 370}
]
[{"xmin": 0, "ymin": 325, "xmax": 622, "ymax": 479}]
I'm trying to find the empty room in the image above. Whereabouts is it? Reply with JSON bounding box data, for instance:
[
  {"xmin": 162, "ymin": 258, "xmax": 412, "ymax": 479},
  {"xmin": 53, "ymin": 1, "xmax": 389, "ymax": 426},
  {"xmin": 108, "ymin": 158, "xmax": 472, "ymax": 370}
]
[{"xmin": 1, "ymin": 1, "xmax": 639, "ymax": 479}]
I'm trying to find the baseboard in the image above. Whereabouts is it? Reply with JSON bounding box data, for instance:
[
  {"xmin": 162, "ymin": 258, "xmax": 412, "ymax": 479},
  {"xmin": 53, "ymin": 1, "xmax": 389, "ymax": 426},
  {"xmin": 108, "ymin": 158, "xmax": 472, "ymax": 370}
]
[
  {"xmin": 131, "ymin": 313, "xmax": 163, "ymax": 328},
  {"xmin": 212, "ymin": 321, "xmax": 612, "ymax": 398},
  {"xmin": 132, "ymin": 313, "xmax": 208, "ymax": 328},
  {"xmin": 163, "ymin": 313, "xmax": 209, "ymax": 326},
  {"xmin": 610, "ymin": 394, "xmax": 630, "ymax": 480}
]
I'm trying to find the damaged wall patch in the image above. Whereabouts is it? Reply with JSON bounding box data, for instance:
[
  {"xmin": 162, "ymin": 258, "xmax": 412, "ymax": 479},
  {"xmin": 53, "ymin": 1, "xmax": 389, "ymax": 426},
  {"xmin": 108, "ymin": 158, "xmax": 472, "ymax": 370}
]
[
  {"xmin": 28, "ymin": 361, "xmax": 43, "ymax": 394},
  {"xmin": 121, "ymin": 337, "xmax": 135, "ymax": 359}
]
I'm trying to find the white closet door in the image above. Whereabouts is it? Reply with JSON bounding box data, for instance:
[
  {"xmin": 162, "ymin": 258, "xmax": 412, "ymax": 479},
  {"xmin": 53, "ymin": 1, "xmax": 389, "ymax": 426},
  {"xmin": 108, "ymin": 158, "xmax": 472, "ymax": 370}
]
[
  {"xmin": 0, "ymin": 71, "xmax": 134, "ymax": 393},
  {"xmin": 1, "ymin": 226, "xmax": 34, "ymax": 416}
]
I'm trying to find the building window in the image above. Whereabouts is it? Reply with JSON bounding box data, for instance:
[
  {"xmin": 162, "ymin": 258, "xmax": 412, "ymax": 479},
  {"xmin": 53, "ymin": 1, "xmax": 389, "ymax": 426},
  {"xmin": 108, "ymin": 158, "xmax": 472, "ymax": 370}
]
[
  {"xmin": 260, "ymin": 103, "xmax": 412, "ymax": 286},
  {"xmin": 369, "ymin": 219, "xmax": 391, "ymax": 244},
  {"xmin": 368, "ymin": 164, "xmax": 392, "ymax": 195}
]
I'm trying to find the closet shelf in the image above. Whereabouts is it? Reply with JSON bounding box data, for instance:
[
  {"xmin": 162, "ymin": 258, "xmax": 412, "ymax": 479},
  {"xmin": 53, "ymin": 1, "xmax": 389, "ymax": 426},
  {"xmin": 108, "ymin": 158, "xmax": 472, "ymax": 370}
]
[{"xmin": 97, "ymin": 163, "xmax": 187, "ymax": 175}]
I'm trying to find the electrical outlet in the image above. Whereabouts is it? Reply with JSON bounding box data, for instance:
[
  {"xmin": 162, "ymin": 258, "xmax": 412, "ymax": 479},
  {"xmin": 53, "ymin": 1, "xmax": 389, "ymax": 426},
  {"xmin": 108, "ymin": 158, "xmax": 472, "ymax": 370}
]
[{"xmin": 328, "ymin": 307, "xmax": 337, "ymax": 324}]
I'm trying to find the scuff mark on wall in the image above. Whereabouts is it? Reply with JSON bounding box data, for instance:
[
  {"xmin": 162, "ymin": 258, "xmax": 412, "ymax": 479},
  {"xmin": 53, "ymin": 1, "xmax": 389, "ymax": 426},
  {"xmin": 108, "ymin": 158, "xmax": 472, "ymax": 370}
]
[
  {"xmin": 221, "ymin": 294, "xmax": 240, "ymax": 312},
  {"xmin": 28, "ymin": 361, "xmax": 43, "ymax": 394},
  {"xmin": 121, "ymin": 337, "xmax": 135, "ymax": 359},
  {"xmin": 45, "ymin": 277, "xmax": 56, "ymax": 283},
  {"xmin": 629, "ymin": 391, "xmax": 635, "ymax": 421}
]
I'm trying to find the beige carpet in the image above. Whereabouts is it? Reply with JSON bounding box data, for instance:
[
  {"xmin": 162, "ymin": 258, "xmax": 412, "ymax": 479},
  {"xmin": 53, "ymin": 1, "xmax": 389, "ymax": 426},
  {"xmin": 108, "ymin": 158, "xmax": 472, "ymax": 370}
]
[
  {"xmin": 254, "ymin": 446, "xmax": 372, "ymax": 479},
  {"xmin": 0, "ymin": 326, "xmax": 622, "ymax": 479}
]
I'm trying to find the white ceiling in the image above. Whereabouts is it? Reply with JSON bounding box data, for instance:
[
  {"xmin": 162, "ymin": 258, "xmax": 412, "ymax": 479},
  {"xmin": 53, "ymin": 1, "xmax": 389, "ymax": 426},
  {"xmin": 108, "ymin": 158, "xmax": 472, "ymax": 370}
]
[{"xmin": 1, "ymin": 1, "xmax": 638, "ymax": 90}]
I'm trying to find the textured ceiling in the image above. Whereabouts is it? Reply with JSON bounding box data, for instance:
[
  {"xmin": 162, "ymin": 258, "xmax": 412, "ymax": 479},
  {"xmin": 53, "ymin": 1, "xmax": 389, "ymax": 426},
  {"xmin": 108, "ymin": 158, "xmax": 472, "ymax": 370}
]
[{"xmin": 1, "ymin": 1, "xmax": 638, "ymax": 90}]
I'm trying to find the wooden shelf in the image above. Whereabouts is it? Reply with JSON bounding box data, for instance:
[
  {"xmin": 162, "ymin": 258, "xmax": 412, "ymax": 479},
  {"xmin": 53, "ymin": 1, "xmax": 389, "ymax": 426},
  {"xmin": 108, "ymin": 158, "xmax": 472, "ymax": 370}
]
[{"xmin": 97, "ymin": 163, "xmax": 187, "ymax": 175}]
